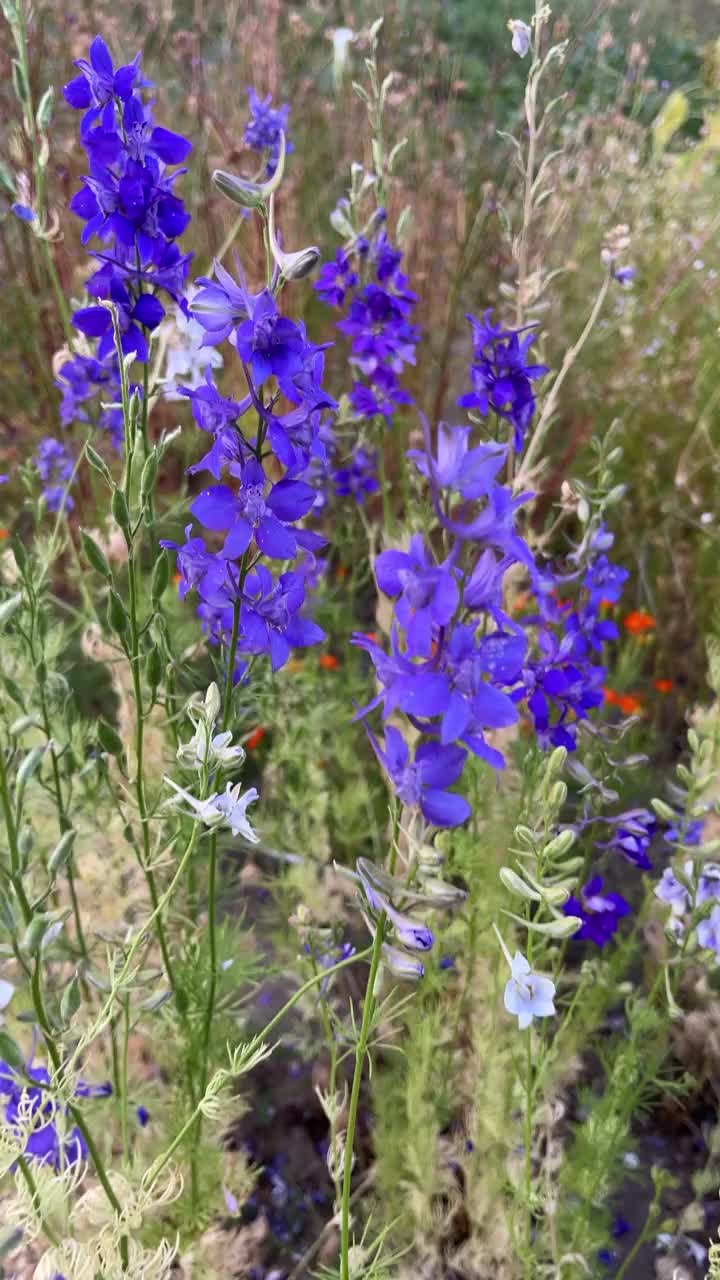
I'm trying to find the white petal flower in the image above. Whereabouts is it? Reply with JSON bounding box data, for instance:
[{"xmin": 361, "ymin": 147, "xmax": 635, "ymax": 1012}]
[
  {"xmin": 164, "ymin": 777, "xmax": 259, "ymax": 843},
  {"xmin": 508, "ymin": 19, "xmax": 532, "ymax": 57}
]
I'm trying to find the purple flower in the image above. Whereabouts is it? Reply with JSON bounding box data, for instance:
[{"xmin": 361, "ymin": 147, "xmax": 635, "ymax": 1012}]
[
  {"xmin": 73, "ymin": 270, "xmax": 164, "ymax": 362},
  {"xmin": 365, "ymin": 724, "xmax": 471, "ymax": 828},
  {"xmin": 243, "ymin": 88, "xmax": 293, "ymax": 176},
  {"xmin": 458, "ymin": 311, "xmax": 548, "ymax": 452},
  {"xmin": 655, "ymin": 865, "xmax": 691, "ymax": 915},
  {"xmin": 190, "ymin": 259, "xmax": 254, "ymax": 346},
  {"xmin": 331, "ymin": 446, "xmax": 379, "ymax": 504},
  {"xmin": 407, "ymin": 423, "xmax": 507, "ymax": 498},
  {"xmin": 698, "ymin": 904, "xmax": 720, "ymax": 956},
  {"xmin": 11, "ymin": 202, "xmax": 35, "ymax": 223},
  {"xmin": 63, "ymin": 35, "xmax": 141, "ymax": 119},
  {"xmin": 235, "ymin": 290, "xmax": 307, "ymax": 386},
  {"xmin": 314, "ymin": 249, "xmax": 358, "ymax": 308},
  {"xmin": 563, "ymin": 876, "xmax": 631, "ymax": 947},
  {"xmin": 160, "ymin": 524, "xmax": 219, "ymax": 599},
  {"xmin": 601, "ymin": 809, "xmax": 656, "ymax": 871},
  {"xmin": 190, "ymin": 461, "xmax": 320, "ymax": 561},
  {"xmin": 34, "ymin": 438, "xmax": 75, "ymax": 513},
  {"xmin": 0, "ymin": 1058, "xmax": 111, "ymax": 1170},
  {"xmin": 375, "ymin": 535, "xmax": 459, "ymax": 658},
  {"xmin": 240, "ymin": 565, "xmax": 325, "ymax": 671}
]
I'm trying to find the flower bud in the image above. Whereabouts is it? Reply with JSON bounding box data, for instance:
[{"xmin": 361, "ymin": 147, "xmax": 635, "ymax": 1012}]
[
  {"xmin": 213, "ymin": 132, "xmax": 286, "ymax": 209},
  {"xmin": 541, "ymin": 829, "xmax": 576, "ymax": 861},
  {"xmin": 381, "ymin": 943, "xmax": 424, "ymax": 981},
  {"xmin": 267, "ymin": 194, "xmax": 320, "ymax": 280},
  {"xmin": 499, "ymin": 867, "xmax": 540, "ymax": 901}
]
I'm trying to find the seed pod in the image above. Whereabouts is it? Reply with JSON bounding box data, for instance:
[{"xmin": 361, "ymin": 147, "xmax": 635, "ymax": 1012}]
[
  {"xmin": 111, "ymin": 487, "xmax": 131, "ymax": 536},
  {"xmin": 499, "ymin": 867, "xmax": 541, "ymax": 901},
  {"xmin": 85, "ymin": 443, "xmax": 113, "ymax": 487},
  {"xmin": 81, "ymin": 530, "xmax": 111, "ymax": 579},
  {"xmin": 48, "ymin": 829, "xmax": 77, "ymax": 876},
  {"xmin": 151, "ymin": 550, "xmax": 170, "ymax": 605},
  {"xmin": 541, "ymin": 829, "xmax": 576, "ymax": 862},
  {"xmin": 107, "ymin": 589, "xmax": 129, "ymax": 639}
]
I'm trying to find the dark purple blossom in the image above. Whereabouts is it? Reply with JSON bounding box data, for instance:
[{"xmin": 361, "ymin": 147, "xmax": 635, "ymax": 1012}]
[
  {"xmin": 458, "ymin": 310, "xmax": 548, "ymax": 452},
  {"xmin": 190, "ymin": 461, "xmax": 321, "ymax": 561},
  {"xmin": 563, "ymin": 876, "xmax": 631, "ymax": 947},
  {"xmin": 364, "ymin": 725, "xmax": 471, "ymax": 828},
  {"xmin": 375, "ymin": 535, "xmax": 459, "ymax": 659},
  {"xmin": 313, "ymin": 249, "xmax": 358, "ymax": 308}
]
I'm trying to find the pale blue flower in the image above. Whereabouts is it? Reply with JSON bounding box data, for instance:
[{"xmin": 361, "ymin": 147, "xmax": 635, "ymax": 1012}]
[{"xmin": 503, "ymin": 951, "xmax": 556, "ymax": 1029}]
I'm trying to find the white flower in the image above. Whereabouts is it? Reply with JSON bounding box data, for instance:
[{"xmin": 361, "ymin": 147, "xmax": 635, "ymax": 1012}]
[
  {"xmin": 161, "ymin": 294, "xmax": 223, "ymax": 400},
  {"xmin": 503, "ymin": 951, "xmax": 556, "ymax": 1029},
  {"xmin": 164, "ymin": 777, "xmax": 260, "ymax": 844},
  {"xmin": 176, "ymin": 684, "xmax": 245, "ymax": 771},
  {"xmin": 508, "ymin": 19, "xmax": 532, "ymax": 58}
]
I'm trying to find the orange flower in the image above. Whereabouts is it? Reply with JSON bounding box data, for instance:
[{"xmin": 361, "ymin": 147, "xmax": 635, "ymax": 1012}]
[
  {"xmin": 319, "ymin": 654, "xmax": 339, "ymax": 670},
  {"xmin": 599, "ymin": 598, "xmax": 616, "ymax": 610},
  {"xmin": 654, "ymin": 678, "xmax": 673, "ymax": 694},
  {"xmin": 0, "ymin": 528, "xmax": 8, "ymax": 540},
  {"xmin": 511, "ymin": 590, "xmax": 531, "ymax": 615},
  {"xmin": 623, "ymin": 611, "xmax": 655, "ymax": 634},
  {"xmin": 617, "ymin": 693, "xmax": 644, "ymax": 715},
  {"xmin": 246, "ymin": 726, "xmax": 266, "ymax": 750},
  {"xmin": 335, "ymin": 565, "xmax": 347, "ymax": 580},
  {"xmin": 603, "ymin": 687, "xmax": 620, "ymax": 704},
  {"xmin": 172, "ymin": 571, "xmax": 182, "ymax": 586}
]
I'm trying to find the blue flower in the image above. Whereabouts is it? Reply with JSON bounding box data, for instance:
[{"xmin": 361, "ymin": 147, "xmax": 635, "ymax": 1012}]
[
  {"xmin": 235, "ymin": 290, "xmax": 308, "ymax": 386},
  {"xmin": 34, "ymin": 438, "xmax": 75, "ymax": 513},
  {"xmin": 243, "ymin": 88, "xmax": 293, "ymax": 176},
  {"xmin": 0, "ymin": 1058, "xmax": 111, "ymax": 1170},
  {"xmin": 63, "ymin": 35, "xmax": 141, "ymax": 120},
  {"xmin": 314, "ymin": 249, "xmax": 358, "ymax": 308},
  {"xmin": 365, "ymin": 724, "xmax": 471, "ymax": 828},
  {"xmin": 331, "ymin": 446, "xmax": 379, "ymax": 504},
  {"xmin": 375, "ymin": 535, "xmax": 459, "ymax": 658},
  {"xmin": 563, "ymin": 877, "xmax": 631, "ymax": 948},
  {"xmin": 190, "ymin": 461, "xmax": 321, "ymax": 562},
  {"xmin": 240, "ymin": 565, "xmax": 325, "ymax": 672},
  {"xmin": 458, "ymin": 311, "xmax": 548, "ymax": 452}
]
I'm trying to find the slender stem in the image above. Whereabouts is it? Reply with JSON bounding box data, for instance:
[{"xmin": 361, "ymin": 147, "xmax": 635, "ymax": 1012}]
[
  {"xmin": 515, "ymin": 269, "xmax": 610, "ymax": 488},
  {"xmin": 339, "ymin": 922, "xmax": 385, "ymax": 1280},
  {"xmin": 17, "ymin": 1153, "xmax": 60, "ymax": 1246},
  {"xmin": 38, "ymin": 236, "xmax": 75, "ymax": 352},
  {"xmin": 524, "ymin": 1028, "xmax": 534, "ymax": 1280},
  {"xmin": 121, "ymin": 994, "xmax": 131, "ymax": 1165},
  {"xmin": 515, "ymin": 2, "xmax": 544, "ymax": 332}
]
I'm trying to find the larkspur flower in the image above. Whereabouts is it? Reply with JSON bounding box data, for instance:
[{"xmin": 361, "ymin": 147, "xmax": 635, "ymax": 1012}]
[
  {"xmin": 313, "ymin": 249, "xmax": 358, "ymax": 308},
  {"xmin": 365, "ymin": 724, "xmax": 471, "ymax": 828},
  {"xmin": 190, "ymin": 461, "xmax": 321, "ymax": 561},
  {"xmin": 563, "ymin": 876, "xmax": 631, "ymax": 947},
  {"xmin": 655, "ymin": 865, "xmax": 692, "ymax": 915},
  {"xmin": 331, "ymin": 446, "xmax": 379, "ymax": 504},
  {"xmin": 243, "ymin": 88, "xmax": 293, "ymax": 177},
  {"xmin": 240, "ymin": 565, "xmax": 326, "ymax": 672},
  {"xmin": 34, "ymin": 438, "xmax": 75, "ymax": 513},
  {"xmin": 697, "ymin": 904, "xmax": 720, "ymax": 957},
  {"xmin": 375, "ymin": 535, "xmax": 459, "ymax": 658},
  {"xmin": 164, "ymin": 777, "xmax": 260, "ymax": 842},
  {"xmin": 458, "ymin": 311, "xmax": 548, "ymax": 452},
  {"xmin": 503, "ymin": 951, "xmax": 556, "ymax": 1029}
]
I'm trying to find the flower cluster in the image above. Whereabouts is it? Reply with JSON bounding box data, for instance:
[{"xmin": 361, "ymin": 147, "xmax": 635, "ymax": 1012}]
[
  {"xmin": 62, "ymin": 33, "xmax": 192, "ymax": 408},
  {"xmin": 1, "ymin": 1057, "xmax": 111, "ymax": 1169},
  {"xmin": 458, "ymin": 310, "xmax": 548, "ymax": 453},
  {"xmin": 243, "ymin": 88, "xmax": 293, "ymax": 178},
  {"xmin": 316, "ymin": 222, "xmax": 419, "ymax": 429},
  {"xmin": 353, "ymin": 421, "xmax": 529, "ymax": 828},
  {"xmin": 34, "ymin": 437, "xmax": 75, "ymax": 512},
  {"xmin": 519, "ymin": 522, "xmax": 629, "ymax": 751},
  {"xmin": 163, "ymin": 215, "xmax": 333, "ymax": 677},
  {"xmin": 655, "ymin": 859, "xmax": 720, "ymax": 956}
]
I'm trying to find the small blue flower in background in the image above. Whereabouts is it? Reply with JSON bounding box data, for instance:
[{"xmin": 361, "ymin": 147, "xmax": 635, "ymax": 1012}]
[
  {"xmin": 503, "ymin": 951, "xmax": 556, "ymax": 1029},
  {"xmin": 136, "ymin": 1105, "xmax": 150, "ymax": 1127},
  {"xmin": 508, "ymin": 19, "xmax": 532, "ymax": 58},
  {"xmin": 11, "ymin": 202, "xmax": 35, "ymax": 223},
  {"xmin": 331, "ymin": 446, "xmax": 379, "ymax": 505},
  {"xmin": 244, "ymin": 87, "xmax": 293, "ymax": 177},
  {"xmin": 655, "ymin": 865, "xmax": 691, "ymax": 916},
  {"xmin": 563, "ymin": 877, "xmax": 631, "ymax": 948},
  {"xmin": 34, "ymin": 438, "xmax": 75, "ymax": 513},
  {"xmin": 314, "ymin": 249, "xmax": 358, "ymax": 308}
]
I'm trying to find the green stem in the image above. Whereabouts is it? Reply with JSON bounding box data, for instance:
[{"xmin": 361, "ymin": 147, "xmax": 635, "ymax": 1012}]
[
  {"xmin": 339, "ymin": 922, "xmax": 385, "ymax": 1280},
  {"xmin": 121, "ymin": 994, "xmax": 131, "ymax": 1165},
  {"xmin": 17, "ymin": 1153, "xmax": 60, "ymax": 1246},
  {"xmin": 524, "ymin": 1027, "xmax": 534, "ymax": 1280}
]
